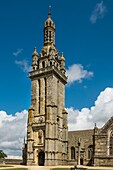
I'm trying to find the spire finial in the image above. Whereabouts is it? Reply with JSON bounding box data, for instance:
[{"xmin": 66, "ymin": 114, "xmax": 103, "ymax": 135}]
[
  {"xmin": 48, "ymin": 5, "xmax": 51, "ymax": 18},
  {"xmin": 61, "ymin": 52, "xmax": 65, "ymax": 61},
  {"xmin": 34, "ymin": 46, "xmax": 36, "ymax": 51},
  {"xmin": 32, "ymin": 46, "xmax": 38, "ymax": 56}
]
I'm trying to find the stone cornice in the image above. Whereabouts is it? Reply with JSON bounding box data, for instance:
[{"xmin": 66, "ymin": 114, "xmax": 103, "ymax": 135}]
[{"xmin": 28, "ymin": 65, "xmax": 67, "ymax": 84}]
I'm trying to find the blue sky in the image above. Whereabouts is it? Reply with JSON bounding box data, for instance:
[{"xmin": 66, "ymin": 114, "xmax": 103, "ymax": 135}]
[
  {"xmin": 0, "ymin": 0, "xmax": 113, "ymax": 157},
  {"xmin": 0, "ymin": 0, "xmax": 113, "ymax": 113}
]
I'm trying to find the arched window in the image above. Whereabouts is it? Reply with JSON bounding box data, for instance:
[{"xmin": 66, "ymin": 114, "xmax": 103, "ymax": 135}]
[
  {"xmin": 110, "ymin": 131, "xmax": 113, "ymax": 155},
  {"xmin": 71, "ymin": 147, "xmax": 75, "ymax": 159},
  {"xmin": 49, "ymin": 31, "xmax": 51, "ymax": 42},
  {"xmin": 88, "ymin": 145, "xmax": 93, "ymax": 159},
  {"xmin": 42, "ymin": 61, "xmax": 45, "ymax": 68}
]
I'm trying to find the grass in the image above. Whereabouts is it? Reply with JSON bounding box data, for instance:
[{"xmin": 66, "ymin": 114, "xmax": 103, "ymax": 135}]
[{"xmin": 0, "ymin": 165, "xmax": 13, "ymax": 167}]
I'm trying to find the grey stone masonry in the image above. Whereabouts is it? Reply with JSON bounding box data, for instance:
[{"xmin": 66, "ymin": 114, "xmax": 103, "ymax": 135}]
[{"xmin": 26, "ymin": 11, "xmax": 68, "ymax": 166}]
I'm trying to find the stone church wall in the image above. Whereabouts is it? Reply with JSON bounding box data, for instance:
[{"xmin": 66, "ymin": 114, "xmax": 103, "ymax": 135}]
[{"xmin": 68, "ymin": 130, "xmax": 93, "ymax": 166}]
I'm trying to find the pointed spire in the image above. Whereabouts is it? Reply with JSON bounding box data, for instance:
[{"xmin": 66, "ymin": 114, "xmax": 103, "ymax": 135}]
[
  {"xmin": 32, "ymin": 46, "xmax": 38, "ymax": 56},
  {"xmin": 44, "ymin": 7, "xmax": 55, "ymax": 45},
  {"xmin": 61, "ymin": 52, "xmax": 65, "ymax": 61},
  {"xmin": 48, "ymin": 5, "xmax": 51, "ymax": 18}
]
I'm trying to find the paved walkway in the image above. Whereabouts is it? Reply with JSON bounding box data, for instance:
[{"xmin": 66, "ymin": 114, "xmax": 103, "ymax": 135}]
[
  {"xmin": 1, "ymin": 164, "xmax": 113, "ymax": 170},
  {"xmin": 0, "ymin": 165, "xmax": 72, "ymax": 170}
]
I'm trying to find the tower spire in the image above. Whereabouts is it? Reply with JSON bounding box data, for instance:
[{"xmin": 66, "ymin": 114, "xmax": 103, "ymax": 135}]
[
  {"xmin": 48, "ymin": 5, "xmax": 51, "ymax": 18},
  {"xmin": 44, "ymin": 8, "xmax": 55, "ymax": 45}
]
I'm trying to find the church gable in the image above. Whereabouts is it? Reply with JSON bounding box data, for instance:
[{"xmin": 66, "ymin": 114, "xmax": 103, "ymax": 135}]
[{"xmin": 101, "ymin": 116, "xmax": 113, "ymax": 133}]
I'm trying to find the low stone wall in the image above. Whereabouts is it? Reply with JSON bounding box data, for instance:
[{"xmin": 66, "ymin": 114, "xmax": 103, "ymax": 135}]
[
  {"xmin": 0, "ymin": 158, "xmax": 22, "ymax": 165},
  {"xmin": 68, "ymin": 160, "xmax": 76, "ymax": 165},
  {"xmin": 94, "ymin": 156, "xmax": 113, "ymax": 166}
]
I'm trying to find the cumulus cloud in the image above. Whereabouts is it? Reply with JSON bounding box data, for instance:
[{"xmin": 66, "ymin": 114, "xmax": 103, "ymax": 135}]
[
  {"xmin": 13, "ymin": 49, "xmax": 23, "ymax": 57},
  {"xmin": 90, "ymin": 1, "xmax": 107, "ymax": 24},
  {"xmin": 66, "ymin": 64, "xmax": 93, "ymax": 84},
  {"xmin": 0, "ymin": 110, "xmax": 28, "ymax": 158},
  {"xmin": 15, "ymin": 59, "xmax": 32, "ymax": 73},
  {"xmin": 1, "ymin": 88, "xmax": 113, "ymax": 158},
  {"xmin": 68, "ymin": 87, "xmax": 113, "ymax": 131}
]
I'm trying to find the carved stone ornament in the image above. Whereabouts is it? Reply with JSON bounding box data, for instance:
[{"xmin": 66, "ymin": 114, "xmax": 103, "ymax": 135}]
[{"xmin": 39, "ymin": 116, "xmax": 43, "ymax": 123}]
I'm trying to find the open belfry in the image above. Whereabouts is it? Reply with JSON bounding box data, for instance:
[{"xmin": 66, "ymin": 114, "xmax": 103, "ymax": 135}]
[{"xmin": 26, "ymin": 10, "xmax": 68, "ymax": 166}]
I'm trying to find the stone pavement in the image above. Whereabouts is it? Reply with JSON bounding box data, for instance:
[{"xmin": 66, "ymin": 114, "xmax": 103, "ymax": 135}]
[
  {"xmin": 78, "ymin": 165, "xmax": 113, "ymax": 170},
  {"xmin": 1, "ymin": 165, "xmax": 113, "ymax": 170},
  {"xmin": 0, "ymin": 165, "xmax": 72, "ymax": 170}
]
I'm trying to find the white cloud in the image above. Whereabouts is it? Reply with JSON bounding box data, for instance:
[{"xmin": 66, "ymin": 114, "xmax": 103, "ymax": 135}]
[
  {"xmin": 15, "ymin": 59, "xmax": 32, "ymax": 73},
  {"xmin": 1, "ymin": 88, "xmax": 113, "ymax": 158},
  {"xmin": 68, "ymin": 87, "xmax": 113, "ymax": 131},
  {"xmin": 90, "ymin": 1, "xmax": 107, "ymax": 24},
  {"xmin": 13, "ymin": 49, "xmax": 23, "ymax": 57},
  {"xmin": 66, "ymin": 64, "xmax": 93, "ymax": 84},
  {"xmin": 0, "ymin": 110, "xmax": 28, "ymax": 158}
]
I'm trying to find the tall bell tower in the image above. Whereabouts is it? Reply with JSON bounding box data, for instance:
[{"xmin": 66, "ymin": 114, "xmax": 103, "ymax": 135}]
[{"xmin": 26, "ymin": 10, "xmax": 68, "ymax": 166}]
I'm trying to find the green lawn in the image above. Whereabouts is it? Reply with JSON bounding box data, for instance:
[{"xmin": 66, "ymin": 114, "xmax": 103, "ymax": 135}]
[
  {"xmin": 0, "ymin": 165, "xmax": 13, "ymax": 167},
  {"xmin": 0, "ymin": 168, "xmax": 28, "ymax": 170}
]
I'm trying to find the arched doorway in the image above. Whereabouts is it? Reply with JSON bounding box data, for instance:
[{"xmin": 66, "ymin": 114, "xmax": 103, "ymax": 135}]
[
  {"xmin": 38, "ymin": 151, "xmax": 45, "ymax": 166},
  {"xmin": 71, "ymin": 147, "xmax": 75, "ymax": 160}
]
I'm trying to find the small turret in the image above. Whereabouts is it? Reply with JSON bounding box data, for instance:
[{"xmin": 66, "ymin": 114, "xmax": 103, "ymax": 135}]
[
  {"xmin": 61, "ymin": 52, "xmax": 65, "ymax": 61},
  {"xmin": 28, "ymin": 105, "xmax": 34, "ymax": 124},
  {"xmin": 32, "ymin": 47, "xmax": 38, "ymax": 71},
  {"xmin": 60, "ymin": 52, "xmax": 66, "ymax": 74}
]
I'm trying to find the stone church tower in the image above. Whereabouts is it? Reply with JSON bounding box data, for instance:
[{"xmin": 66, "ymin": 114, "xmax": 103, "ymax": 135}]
[{"xmin": 26, "ymin": 11, "xmax": 68, "ymax": 166}]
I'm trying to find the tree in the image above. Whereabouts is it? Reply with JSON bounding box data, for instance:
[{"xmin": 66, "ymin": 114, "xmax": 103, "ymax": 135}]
[{"xmin": 0, "ymin": 150, "xmax": 7, "ymax": 158}]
